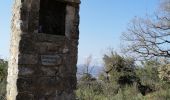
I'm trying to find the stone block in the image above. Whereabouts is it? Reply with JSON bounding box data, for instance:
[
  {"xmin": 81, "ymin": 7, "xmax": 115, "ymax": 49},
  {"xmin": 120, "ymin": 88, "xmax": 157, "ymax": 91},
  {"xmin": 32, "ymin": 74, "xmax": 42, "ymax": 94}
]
[
  {"xmin": 34, "ymin": 33, "xmax": 65, "ymax": 43},
  {"xmin": 17, "ymin": 77, "xmax": 35, "ymax": 92},
  {"xmin": 40, "ymin": 66, "xmax": 59, "ymax": 76},
  {"xmin": 18, "ymin": 66, "xmax": 35, "ymax": 76},
  {"xmin": 37, "ymin": 77, "xmax": 61, "ymax": 90},
  {"xmin": 35, "ymin": 42, "xmax": 63, "ymax": 54},
  {"xmin": 18, "ymin": 54, "xmax": 38, "ymax": 64},
  {"xmin": 16, "ymin": 93, "xmax": 34, "ymax": 100},
  {"xmin": 19, "ymin": 39, "xmax": 37, "ymax": 54}
]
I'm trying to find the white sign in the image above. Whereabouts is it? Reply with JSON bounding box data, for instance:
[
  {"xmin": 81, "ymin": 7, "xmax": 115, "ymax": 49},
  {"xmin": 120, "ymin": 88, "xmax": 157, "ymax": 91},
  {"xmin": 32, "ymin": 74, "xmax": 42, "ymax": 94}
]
[{"xmin": 41, "ymin": 55, "xmax": 61, "ymax": 66}]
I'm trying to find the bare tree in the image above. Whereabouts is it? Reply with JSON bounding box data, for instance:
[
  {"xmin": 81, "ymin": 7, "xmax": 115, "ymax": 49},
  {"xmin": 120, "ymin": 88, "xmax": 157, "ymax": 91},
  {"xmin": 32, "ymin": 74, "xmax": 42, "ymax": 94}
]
[
  {"xmin": 121, "ymin": 0, "xmax": 170, "ymax": 60},
  {"xmin": 78, "ymin": 55, "xmax": 96, "ymax": 81},
  {"xmin": 80, "ymin": 55, "xmax": 94, "ymax": 75},
  {"xmin": 159, "ymin": 0, "xmax": 170, "ymax": 14}
]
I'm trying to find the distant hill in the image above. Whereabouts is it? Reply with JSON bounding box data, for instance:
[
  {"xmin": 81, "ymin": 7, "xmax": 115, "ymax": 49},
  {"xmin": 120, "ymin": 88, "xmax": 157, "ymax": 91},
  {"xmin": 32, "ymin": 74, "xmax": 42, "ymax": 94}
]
[{"xmin": 77, "ymin": 64, "xmax": 104, "ymax": 79}]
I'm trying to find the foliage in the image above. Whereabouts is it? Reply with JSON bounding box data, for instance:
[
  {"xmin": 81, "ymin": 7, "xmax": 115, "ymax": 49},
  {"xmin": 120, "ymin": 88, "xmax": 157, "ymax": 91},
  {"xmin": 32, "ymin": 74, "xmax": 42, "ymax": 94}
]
[
  {"xmin": 76, "ymin": 82, "xmax": 170, "ymax": 100},
  {"xmin": 0, "ymin": 79, "xmax": 6, "ymax": 100},
  {"xmin": 76, "ymin": 51, "xmax": 170, "ymax": 100},
  {"xmin": 158, "ymin": 64, "xmax": 170, "ymax": 83},
  {"xmin": 79, "ymin": 73, "xmax": 96, "ymax": 81},
  {"xmin": 144, "ymin": 88, "xmax": 170, "ymax": 100},
  {"xmin": 0, "ymin": 60, "xmax": 7, "ymax": 100},
  {"xmin": 76, "ymin": 65, "xmax": 170, "ymax": 100},
  {"xmin": 0, "ymin": 61, "xmax": 7, "ymax": 82},
  {"xmin": 136, "ymin": 60, "xmax": 160, "ymax": 85},
  {"xmin": 76, "ymin": 81, "xmax": 105, "ymax": 100},
  {"xmin": 103, "ymin": 51, "xmax": 137, "ymax": 86}
]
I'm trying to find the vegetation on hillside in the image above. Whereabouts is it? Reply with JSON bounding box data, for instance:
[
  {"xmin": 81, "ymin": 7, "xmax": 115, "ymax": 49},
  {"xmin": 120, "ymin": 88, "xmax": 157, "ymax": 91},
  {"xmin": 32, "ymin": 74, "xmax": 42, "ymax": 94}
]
[
  {"xmin": 0, "ymin": 60, "xmax": 7, "ymax": 100},
  {"xmin": 76, "ymin": 0, "xmax": 170, "ymax": 99},
  {"xmin": 76, "ymin": 51, "xmax": 170, "ymax": 100}
]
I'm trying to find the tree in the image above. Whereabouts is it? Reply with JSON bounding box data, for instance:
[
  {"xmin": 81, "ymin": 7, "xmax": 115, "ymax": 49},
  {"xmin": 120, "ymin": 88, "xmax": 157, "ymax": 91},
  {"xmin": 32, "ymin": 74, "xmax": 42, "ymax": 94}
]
[
  {"xmin": 103, "ymin": 50, "xmax": 138, "ymax": 85},
  {"xmin": 136, "ymin": 60, "xmax": 161, "ymax": 85},
  {"xmin": 78, "ymin": 55, "xmax": 96, "ymax": 81},
  {"xmin": 121, "ymin": 0, "xmax": 170, "ymax": 60},
  {"xmin": 160, "ymin": 0, "xmax": 170, "ymax": 14}
]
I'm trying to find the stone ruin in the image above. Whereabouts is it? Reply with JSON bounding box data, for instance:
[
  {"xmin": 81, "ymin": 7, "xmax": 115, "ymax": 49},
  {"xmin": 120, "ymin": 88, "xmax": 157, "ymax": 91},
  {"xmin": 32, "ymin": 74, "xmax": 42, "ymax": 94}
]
[{"xmin": 7, "ymin": 0, "xmax": 80, "ymax": 99}]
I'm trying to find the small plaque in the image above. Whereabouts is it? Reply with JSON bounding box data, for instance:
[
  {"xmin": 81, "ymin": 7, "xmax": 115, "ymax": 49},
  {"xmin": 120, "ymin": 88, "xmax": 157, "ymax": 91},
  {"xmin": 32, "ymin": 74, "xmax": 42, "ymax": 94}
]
[{"xmin": 41, "ymin": 55, "xmax": 61, "ymax": 66}]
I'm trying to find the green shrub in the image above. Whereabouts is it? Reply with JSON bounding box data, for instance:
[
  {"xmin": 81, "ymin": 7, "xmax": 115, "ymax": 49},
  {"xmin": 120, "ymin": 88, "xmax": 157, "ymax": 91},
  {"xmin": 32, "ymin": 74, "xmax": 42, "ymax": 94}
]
[
  {"xmin": 158, "ymin": 64, "xmax": 170, "ymax": 83},
  {"xmin": 76, "ymin": 81, "xmax": 105, "ymax": 100},
  {"xmin": 0, "ymin": 60, "xmax": 7, "ymax": 100},
  {"xmin": 144, "ymin": 88, "xmax": 170, "ymax": 100},
  {"xmin": 76, "ymin": 80, "xmax": 170, "ymax": 100},
  {"xmin": 76, "ymin": 81, "xmax": 146, "ymax": 100},
  {"xmin": 0, "ymin": 79, "xmax": 6, "ymax": 100}
]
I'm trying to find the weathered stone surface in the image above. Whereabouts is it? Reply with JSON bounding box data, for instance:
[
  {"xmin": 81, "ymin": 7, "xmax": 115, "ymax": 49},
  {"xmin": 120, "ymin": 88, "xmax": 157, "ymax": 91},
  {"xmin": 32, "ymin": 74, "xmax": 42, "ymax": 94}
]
[
  {"xmin": 18, "ymin": 66, "xmax": 35, "ymax": 76},
  {"xmin": 35, "ymin": 91, "xmax": 75, "ymax": 100},
  {"xmin": 19, "ymin": 39, "xmax": 37, "ymax": 54},
  {"xmin": 7, "ymin": 0, "xmax": 80, "ymax": 99},
  {"xmin": 37, "ymin": 77, "xmax": 61, "ymax": 89},
  {"xmin": 16, "ymin": 93, "xmax": 34, "ymax": 100},
  {"xmin": 17, "ymin": 77, "xmax": 34, "ymax": 92},
  {"xmin": 40, "ymin": 66, "xmax": 59, "ymax": 76},
  {"xmin": 18, "ymin": 54, "xmax": 38, "ymax": 65},
  {"xmin": 34, "ymin": 33, "xmax": 65, "ymax": 43},
  {"xmin": 56, "ymin": 0, "xmax": 80, "ymax": 4},
  {"xmin": 35, "ymin": 42, "xmax": 64, "ymax": 54}
]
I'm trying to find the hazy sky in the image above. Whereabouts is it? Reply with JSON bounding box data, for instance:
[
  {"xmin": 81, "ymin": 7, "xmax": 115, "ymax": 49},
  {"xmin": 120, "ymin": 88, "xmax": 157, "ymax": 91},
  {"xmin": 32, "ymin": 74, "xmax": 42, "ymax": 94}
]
[{"xmin": 0, "ymin": 0, "xmax": 159, "ymax": 64}]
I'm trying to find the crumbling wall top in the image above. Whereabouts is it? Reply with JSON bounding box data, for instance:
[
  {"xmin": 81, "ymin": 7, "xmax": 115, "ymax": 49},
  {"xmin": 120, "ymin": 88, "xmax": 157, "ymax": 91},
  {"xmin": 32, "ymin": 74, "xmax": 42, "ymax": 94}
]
[{"xmin": 57, "ymin": 0, "xmax": 80, "ymax": 4}]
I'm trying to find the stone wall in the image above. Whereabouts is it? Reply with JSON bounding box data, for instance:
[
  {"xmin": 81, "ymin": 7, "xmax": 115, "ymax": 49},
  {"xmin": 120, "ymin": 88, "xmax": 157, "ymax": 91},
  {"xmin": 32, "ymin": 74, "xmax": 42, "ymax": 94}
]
[{"xmin": 7, "ymin": 0, "xmax": 80, "ymax": 100}]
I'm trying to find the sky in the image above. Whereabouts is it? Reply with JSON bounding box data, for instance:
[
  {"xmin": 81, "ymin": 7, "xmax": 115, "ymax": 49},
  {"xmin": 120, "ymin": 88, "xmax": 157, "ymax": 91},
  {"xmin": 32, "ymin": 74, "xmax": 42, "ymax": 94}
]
[{"xmin": 0, "ymin": 0, "xmax": 159, "ymax": 65}]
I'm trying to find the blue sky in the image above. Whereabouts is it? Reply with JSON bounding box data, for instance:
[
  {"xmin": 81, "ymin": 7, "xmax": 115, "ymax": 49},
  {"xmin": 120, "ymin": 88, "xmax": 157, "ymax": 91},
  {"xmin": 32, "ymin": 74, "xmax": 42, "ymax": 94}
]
[
  {"xmin": 0, "ymin": 0, "xmax": 159, "ymax": 64},
  {"xmin": 78, "ymin": 0, "xmax": 159, "ymax": 64}
]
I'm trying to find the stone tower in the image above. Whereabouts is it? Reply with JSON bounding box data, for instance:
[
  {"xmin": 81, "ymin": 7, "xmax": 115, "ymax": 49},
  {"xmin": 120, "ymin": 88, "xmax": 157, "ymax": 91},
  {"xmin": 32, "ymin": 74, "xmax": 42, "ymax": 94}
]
[{"xmin": 7, "ymin": 0, "xmax": 80, "ymax": 100}]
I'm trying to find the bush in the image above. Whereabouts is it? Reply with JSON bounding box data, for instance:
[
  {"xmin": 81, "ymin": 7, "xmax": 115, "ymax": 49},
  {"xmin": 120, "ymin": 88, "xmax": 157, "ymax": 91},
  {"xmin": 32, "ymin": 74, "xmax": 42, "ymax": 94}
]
[
  {"xmin": 76, "ymin": 58, "xmax": 170, "ymax": 100},
  {"xmin": 0, "ymin": 60, "xmax": 7, "ymax": 100},
  {"xmin": 158, "ymin": 64, "xmax": 170, "ymax": 83},
  {"xmin": 76, "ymin": 81, "xmax": 105, "ymax": 100},
  {"xmin": 144, "ymin": 88, "xmax": 170, "ymax": 100},
  {"xmin": 76, "ymin": 81, "xmax": 170, "ymax": 100},
  {"xmin": 76, "ymin": 81, "xmax": 146, "ymax": 100},
  {"xmin": 0, "ymin": 79, "xmax": 6, "ymax": 100}
]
